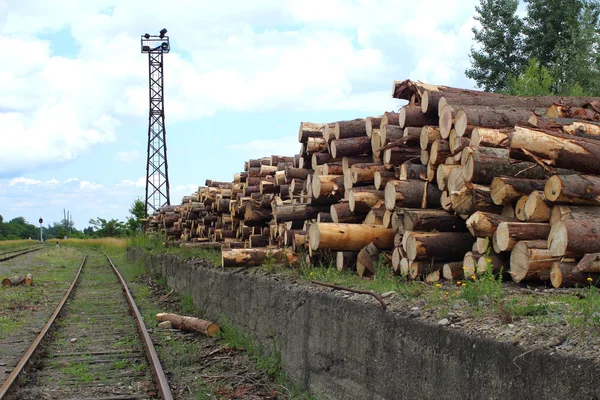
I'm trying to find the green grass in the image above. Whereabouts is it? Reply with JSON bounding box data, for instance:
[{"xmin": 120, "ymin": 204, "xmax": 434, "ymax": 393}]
[
  {"xmin": 63, "ymin": 362, "xmax": 93, "ymax": 382},
  {"xmin": 128, "ymin": 234, "xmax": 221, "ymax": 265}
]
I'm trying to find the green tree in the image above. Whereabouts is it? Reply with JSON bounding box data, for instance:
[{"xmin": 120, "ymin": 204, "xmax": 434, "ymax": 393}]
[
  {"xmin": 126, "ymin": 199, "xmax": 146, "ymax": 235},
  {"xmin": 523, "ymin": 0, "xmax": 600, "ymax": 94},
  {"xmin": 466, "ymin": 0, "xmax": 526, "ymax": 91},
  {"xmin": 505, "ymin": 58, "xmax": 555, "ymax": 95},
  {"xmin": 88, "ymin": 218, "xmax": 126, "ymax": 237}
]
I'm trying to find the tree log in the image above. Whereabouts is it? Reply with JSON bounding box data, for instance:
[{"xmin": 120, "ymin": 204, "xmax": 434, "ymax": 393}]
[
  {"xmin": 330, "ymin": 202, "xmax": 365, "ymax": 223},
  {"xmin": 510, "ymin": 126, "xmax": 600, "ymax": 175},
  {"xmin": 383, "ymin": 148, "xmax": 422, "ymax": 167},
  {"xmin": 454, "ymin": 106, "xmax": 535, "ymax": 137},
  {"xmin": 298, "ymin": 122, "xmax": 324, "ymax": 143},
  {"xmin": 399, "ymin": 106, "xmax": 439, "ymax": 129},
  {"xmin": 363, "ymin": 200, "xmax": 386, "ymax": 225},
  {"xmin": 550, "ymin": 205, "xmax": 600, "ymax": 226},
  {"xmin": 244, "ymin": 203, "xmax": 272, "ymax": 226},
  {"xmin": 470, "ymin": 127, "xmax": 510, "ymax": 148},
  {"xmin": 400, "ymin": 162, "xmax": 427, "ymax": 180},
  {"xmin": 273, "ymin": 203, "xmax": 330, "ymax": 223},
  {"xmin": 312, "ymin": 175, "xmax": 344, "ymax": 199},
  {"xmin": 476, "ymin": 254, "xmax": 509, "ymax": 276},
  {"xmin": 550, "ymin": 261, "xmax": 600, "ymax": 288},
  {"xmin": 156, "ymin": 313, "xmax": 219, "ymax": 337},
  {"xmin": 494, "ymin": 222, "xmax": 551, "ymax": 252},
  {"xmin": 336, "ymin": 251, "xmax": 358, "ymax": 271},
  {"xmin": 384, "ymin": 180, "xmax": 442, "ymax": 210},
  {"xmin": 309, "ymin": 223, "xmax": 396, "ymax": 251},
  {"xmin": 404, "ymin": 232, "xmax": 474, "ymax": 261},
  {"xmin": 574, "ymin": 253, "xmax": 600, "ymax": 273},
  {"xmin": 420, "ymin": 126, "xmax": 442, "ymax": 150},
  {"xmin": 442, "ymin": 262, "xmax": 464, "ymax": 280},
  {"xmin": 381, "ymin": 125, "xmax": 404, "ymax": 144},
  {"xmin": 523, "ymin": 191, "xmax": 551, "ymax": 222},
  {"xmin": 510, "ymin": 240, "xmax": 562, "ymax": 283},
  {"xmin": 330, "ymin": 137, "xmax": 372, "ymax": 158},
  {"xmin": 465, "ymin": 211, "xmax": 515, "ymax": 238},
  {"xmin": 544, "ymin": 174, "xmax": 600, "ymax": 205},
  {"xmin": 249, "ymin": 235, "xmax": 270, "ymax": 248},
  {"xmin": 366, "ymin": 116, "xmax": 382, "ymax": 138},
  {"xmin": 348, "ymin": 188, "xmax": 386, "ymax": 213},
  {"xmin": 2, "ymin": 275, "xmax": 25, "ymax": 287},
  {"xmin": 463, "ymin": 251, "xmax": 480, "ymax": 278},
  {"xmin": 450, "ymin": 185, "xmax": 502, "ymax": 217},
  {"xmin": 436, "ymin": 164, "xmax": 461, "ymax": 191},
  {"xmin": 351, "ymin": 163, "xmax": 389, "ymax": 184},
  {"xmin": 447, "ymin": 167, "xmax": 465, "ymax": 192},
  {"xmin": 429, "ymin": 139, "xmax": 450, "ymax": 166},
  {"xmin": 515, "ymin": 195, "xmax": 528, "ymax": 221},
  {"xmin": 373, "ymin": 170, "xmax": 397, "ymax": 190},
  {"xmin": 490, "ymin": 177, "xmax": 547, "ymax": 205},
  {"xmin": 334, "ymin": 118, "xmax": 367, "ymax": 140},
  {"xmin": 549, "ymin": 218, "xmax": 600, "ymax": 256},
  {"xmin": 408, "ymin": 260, "xmax": 446, "ymax": 280},
  {"xmin": 403, "ymin": 209, "xmax": 466, "ymax": 232},
  {"xmin": 357, "ymin": 242, "xmax": 380, "ymax": 277},
  {"xmin": 222, "ymin": 248, "xmax": 298, "ymax": 267}
]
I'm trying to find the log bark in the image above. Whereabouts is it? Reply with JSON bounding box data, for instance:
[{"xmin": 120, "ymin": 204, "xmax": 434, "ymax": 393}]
[
  {"xmin": 351, "ymin": 163, "xmax": 388, "ymax": 184},
  {"xmin": 429, "ymin": 139, "xmax": 450, "ymax": 166},
  {"xmin": 443, "ymin": 262, "xmax": 464, "ymax": 280},
  {"xmin": 510, "ymin": 126, "xmax": 600, "ymax": 175},
  {"xmin": 323, "ymin": 163, "xmax": 344, "ymax": 176},
  {"xmin": 470, "ymin": 127, "xmax": 510, "ymax": 148},
  {"xmin": 244, "ymin": 203, "xmax": 272, "ymax": 226},
  {"xmin": 309, "ymin": 223, "xmax": 396, "ymax": 251},
  {"xmin": 273, "ymin": 203, "xmax": 330, "ymax": 223},
  {"xmin": 549, "ymin": 218, "xmax": 600, "ymax": 256},
  {"xmin": 574, "ymin": 253, "xmax": 600, "ymax": 273},
  {"xmin": 465, "ymin": 211, "xmax": 515, "ymax": 238},
  {"xmin": 330, "ymin": 137, "xmax": 372, "ymax": 158},
  {"xmin": 317, "ymin": 212, "xmax": 333, "ymax": 223},
  {"xmin": 550, "ymin": 261, "xmax": 600, "ymax": 288},
  {"xmin": 490, "ymin": 177, "xmax": 547, "ymax": 206},
  {"xmin": 455, "ymin": 106, "xmax": 535, "ymax": 137},
  {"xmin": 420, "ymin": 126, "xmax": 442, "ymax": 150},
  {"xmin": 25, "ymin": 273, "xmax": 32, "ymax": 286},
  {"xmin": 363, "ymin": 200, "xmax": 387, "ymax": 225},
  {"xmin": 342, "ymin": 156, "xmax": 376, "ymax": 176},
  {"xmin": 384, "ymin": 180, "xmax": 442, "ymax": 210},
  {"xmin": 476, "ymin": 253, "xmax": 509, "ymax": 276},
  {"xmin": 336, "ymin": 251, "xmax": 357, "ymax": 271},
  {"xmin": 330, "ymin": 202, "xmax": 365, "ymax": 223},
  {"xmin": 156, "ymin": 313, "xmax": 220, "ymax": 337},
  {"xmin": 462, "ymin": 149, "xmax": 558, "ymax": 185},
  {"xmin": 383, "ymin": 148, "xmax": 422, "ymax": 167},
  {"xmin": 550, "ymin": 205, "xmax": 600, "ymax": 226},
  {"xmin": 450, "ymin": 185, "xmax": 502, "ymax": 217},
  {"xmin": 2, "ymin": 275, "xmax": 25, "ymax": 287},
  {"xmin": 494, "ymin": 222, "xmax": 551, "ymax": 252},
  {"xmin": 523, "ymin": 191, "xmax": 551, "ymax": 222},
  {"xmin": 399, "ymin": 106, "xmax": 439, "ymax": 128},
  {"xmin": 408, "ymin": 260, "xmax": 446, "ymax": 280},
  {"xmin": 381, "ymin": 125, "xmax": 404, "ymax": 144},
  {"xmin": 348, "ymin": 188, "xmax": 386, "ymax": 213},
  {"xmin": 222, "ymin": 248, "xmax": 298, "ymax": 267},
  {"xmin": 404, "ymin": 232, "xmax": 475, "ymax": 261},
  {"xmin": 400, "ymin": 162, "xmax": 427, "ymax": 180},
  {"xmin": 544, "ymin": 174, "xmax": 600, "ymax": 205},
  {"xmin": 373, "ymin": 170, "xmax": 397, "ymax": 190},
  {"xmin": 365, "ymin": 116, "xmax": 382, "ymax": 138},
  {"xmin": 285, "ymin": 166, "xmax": 312, "ymax": 181},
  {"xmin": 403, "ymin": 209, "xmax": 466, "ymax": 232},
  {"xmin": 249, "ymin": 235, "xmax": 270, "ymax": 248},
  {"xmin": 356, "ymin": 242, "xmax": 380, "ymax": 277},
  {"xmin": 334, "ymin": 118, "xmax": 367, "ymax": 140}
]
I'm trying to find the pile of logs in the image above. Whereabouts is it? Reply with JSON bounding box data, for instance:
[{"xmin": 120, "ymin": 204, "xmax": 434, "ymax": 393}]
[{"xmin": 146, "ymin": 79, "xmax": 600, "ymax": 288}]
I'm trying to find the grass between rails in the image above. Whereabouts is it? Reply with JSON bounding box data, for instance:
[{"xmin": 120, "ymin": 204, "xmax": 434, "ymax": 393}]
[
  {"xmin": 104, "ymin": 248, "xmax": 315, "ymax": 399},
  {"xmin": 0, "ymin": 247, "xmax": 83, "ymax": 340},
  {"xmin": 126, "ymin": 235, "xmax": 600, "ymax": 340}
]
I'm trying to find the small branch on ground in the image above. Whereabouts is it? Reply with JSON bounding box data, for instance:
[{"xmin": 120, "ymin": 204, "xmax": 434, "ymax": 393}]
[{"xmin": 311, "ymin": 280, "xmax": 387, "ymax": 310}]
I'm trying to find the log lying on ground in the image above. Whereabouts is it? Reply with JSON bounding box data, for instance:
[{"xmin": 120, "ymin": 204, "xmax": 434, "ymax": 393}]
[
  {"xmin": 550, "ymin": 262, "xmax": 600, "ymax": 288},
  {"xmin": 309, "ymin": 223, "xmax": 396, "ymax": 251},
  {"xmin": 548, "ymin": 218, "xmax": 600, "ymax": 256},
  {"xmin": 182, "ymin": 242, "xmax": 223, "ymax": 249},
  {"xmin": 574, "ymin": 253, "xmax": 600, "ymax": 273},
  {"xmin": 408, "ymin": 260, "xmax": 446, "ymax": 280},
  {"xmin": 356, "ymin": 242, "xmax": 380, "ymax": 277},
  {"xmin": 443, "ymin": 262, "xmax": 464, "ymax": 280},
  {"xmin": 510, "ymin": 126, "xmax": 600, "ymax": 175},
  {"xmin": 403, "ymin": 209, "xmax": 466, "ymax": 232},
  {"xmin": 510, "ymin": 240, "xmax": 566, "ymax": 283},
  {"xmin": 544, "ymin": 174, "xmax": 600, "ymax": 205},
  {"xmin": 477, "ymin": 253, "xmax": 509, "ymax": 276},
  {"xmin": 25, "ymin": 273, "xmax": 33, "ymax": 286},
  {"xmin": 404, "ymin": 232, "xmax": 475, "ymax": 261},
  {"xmin": 523, "ymin": 191, "xmax": 551, "ymax": 222},
  {"xmin": 156, "ymin": 313, "xmax": 220, "ymax": 337},
  {"xmin": 2, "ymin": 275, "xmax": 25, "ymax": 287},
  {"xmin": 494, "ymin": 222, "xmax": 551, "ymax": 252},
  {"xmin": 222, "ymin": 248, "xmax": 298, "ymax": 267},
  {"xmin": 337, "ymin": 251, "xmax": 357, "ymax": 271},
  {"xmin": 490, "ymin": 177, "xmax": 547, "ymax": 205}
]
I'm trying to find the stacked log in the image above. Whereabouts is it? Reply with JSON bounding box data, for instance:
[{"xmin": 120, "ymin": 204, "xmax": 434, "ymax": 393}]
[{"xmin": 146, "ymin": 79, "xmax": 600, "ymax": 284}]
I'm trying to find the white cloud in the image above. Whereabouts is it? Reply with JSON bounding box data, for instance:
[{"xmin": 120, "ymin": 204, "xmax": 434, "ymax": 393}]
[
  {"xmin": 0, "ymin": 0, "xmax": 480, "ymax": 175},
  {"xmin": 117, "ymin": 150, "xmax": 142, "ymax": 162},
  {"xmin": 118, "ymin": 176, "xmax": 145, "ymax": 188},
  {"xmin": 226, "ymin": 136, "xmax": 300, "ymax": 160},
  {"xmin": 79, "ymin": 181, "xmax": 104, "ymax": 191},
  {"xmin": 9, "ymin": 177, "xmax": 42, "ymax": 185}
]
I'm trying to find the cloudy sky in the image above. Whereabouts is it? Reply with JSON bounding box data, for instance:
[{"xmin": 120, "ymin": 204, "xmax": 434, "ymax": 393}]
[{"xmin": 0, "ymin": 0, "xmax": 481, "ymax": 229}]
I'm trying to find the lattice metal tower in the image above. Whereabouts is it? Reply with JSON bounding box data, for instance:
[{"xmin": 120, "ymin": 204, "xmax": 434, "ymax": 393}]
[{"xmin": 141, "ymin": 29, "xmax": 171, "ymax": 216}]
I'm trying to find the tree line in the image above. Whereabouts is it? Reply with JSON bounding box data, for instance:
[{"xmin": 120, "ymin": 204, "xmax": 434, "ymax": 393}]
[
  {"xmin": 0, "ymin": 199, "xmax": 147, "ymax": 241},
  {"xmin": 467, "ymin": 0, "xmax": 600, "ymax": 96}
]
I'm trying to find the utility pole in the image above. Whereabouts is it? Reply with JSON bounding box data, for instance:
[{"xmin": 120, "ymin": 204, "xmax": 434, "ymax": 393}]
[
  {"xmin": 39, "ymin": 217, "xmax": 44, "ymax": 243},
  {"xmin": 141, "ymin": 28, "xmax": 171, "ymax": 218}
]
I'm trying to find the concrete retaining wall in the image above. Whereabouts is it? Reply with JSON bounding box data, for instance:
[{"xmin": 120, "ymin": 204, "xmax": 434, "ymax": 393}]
[{"xmin": 128, "ymin": 248, "xmax": 600, "ymax": 400}]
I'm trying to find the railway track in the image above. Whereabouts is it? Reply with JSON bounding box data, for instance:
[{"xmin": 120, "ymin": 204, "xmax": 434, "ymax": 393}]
[
  {"xmin": 0, "ymin": 250, "xmax": 173, "ymax": 400},
  {"xmin": 0, "ymin": 246, "xmax": 45, "ymax": 263}
]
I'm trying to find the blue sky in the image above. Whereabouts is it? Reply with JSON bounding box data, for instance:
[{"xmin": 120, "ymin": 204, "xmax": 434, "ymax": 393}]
[{"xmin": 0, "ymin": 0, "xmax": 480, "ymax": 230}]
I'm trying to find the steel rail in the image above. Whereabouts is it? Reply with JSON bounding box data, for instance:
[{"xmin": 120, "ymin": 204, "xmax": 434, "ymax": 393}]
[
  {"xmin": 0, "ymin": 254, "xmax": 87, "ymax": 398},
  {"xmin": 103, "ymin": 252, "xmax": 174, "ymax": 400},
  {"xmin": 0, "ymin": 247, "xmax": 44, "ymax": 263}
]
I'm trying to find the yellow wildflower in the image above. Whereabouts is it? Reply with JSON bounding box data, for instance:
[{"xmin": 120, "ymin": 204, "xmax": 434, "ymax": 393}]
[
  {"xmin": 456, "ymin": 281, "xmax": 462, "ymax": 285},
  {"xmin": 587, "ymin": 277, "xmax": 593, "ymax": 282},
  {"xmin": 435, "ymin": 283, "xmax": 441, "ymax": 288},
  {"xmin": 471, "ymin": 275, "xmax": 476, "ymax": 280}
]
